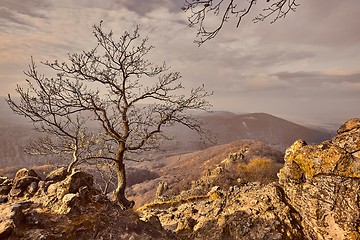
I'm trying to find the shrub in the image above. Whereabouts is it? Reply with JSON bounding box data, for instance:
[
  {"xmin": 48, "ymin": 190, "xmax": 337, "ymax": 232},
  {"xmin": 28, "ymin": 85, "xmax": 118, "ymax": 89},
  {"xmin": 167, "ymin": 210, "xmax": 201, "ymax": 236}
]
[{"xmin": 237, "ymin": 157, "xmax": 282, "ymax": 184}]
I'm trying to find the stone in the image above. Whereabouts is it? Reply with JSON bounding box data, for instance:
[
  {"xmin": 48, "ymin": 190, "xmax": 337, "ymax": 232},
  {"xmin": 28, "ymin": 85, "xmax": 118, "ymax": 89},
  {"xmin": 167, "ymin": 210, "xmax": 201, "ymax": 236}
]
[
  {"xmin": 0, "ymin": 184, "xmax": 12, "ymax": 195},
  {"xmin": 11, "ymin": 169, "xmax": 41, "ymax": 197},
  {"xmin": 337, "ymin": 118, "xmax": 360, "ymax": 134},
  {"xmin": 47, "ymin": 182, "xmax": 60, "ymax": 195},
  {"xmin": 9, "ymin": 188, "xmax": 23, "ymax": 198},
  {"xmin": 66, "ymin": 171, "xmax": 94, "ymax": 193},
  {"xmin": 278, "ymin": 118, "xmax": 360, "ymax": 239},
  {"xmin": 0, "ymin": 168, "xmax": 175, "ymax": 240},
  {"xmin": 0, "ymin": 195, "xmax": 8, "ymax": 203},
  {"xmin": 140, "ymin": 182, "xmax": 303, "ymax": 240},
  {"xmin": 14, "ymin": 168, "xmax": 39, "ymax": 181},
  {"xmin": 13, "ymin": 176, "xmax": 40, "ymax": 189},
  {"xmin": 27, "ymin": 182, "xmax": 38, "ymax": 195},
  {"xmin": 56, "ymin": 171, "xmax": 93, "ymax": 200},
  {"xmin": 0, "ymin": 203, "xmax": 25, "ymax": 239},
  {"xmin": 155, "ymin": 181, "xmax": 168, "ymax": 198},
  {"xmin": 45, "ymin": 167, "xmax": 67, "ymax": 182},
  {"xmin": 141, "ymin": 215, "xmax": 163, "ymax": 230},
  {"xmin": 176, "ymin": 216, "xmax": 197, "ymax": 232},
  {"xmin": 57, "ymin": 193, "xmax": 80, "ymax": 214},
  {"xmin": 0, "ymin": 220, "xmax": 13, "ymax": 239},
  {"xmin": 0, "ymin": 176, "xmax": 10, "ymax": 184}
]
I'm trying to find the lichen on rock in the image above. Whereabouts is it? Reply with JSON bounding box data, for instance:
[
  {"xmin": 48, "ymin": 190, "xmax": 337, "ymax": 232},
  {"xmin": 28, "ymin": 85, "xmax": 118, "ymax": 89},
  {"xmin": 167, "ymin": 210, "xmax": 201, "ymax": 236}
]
[{"xmin": 278, "ymin": 118, "xmax": 360, "ymax": 239}]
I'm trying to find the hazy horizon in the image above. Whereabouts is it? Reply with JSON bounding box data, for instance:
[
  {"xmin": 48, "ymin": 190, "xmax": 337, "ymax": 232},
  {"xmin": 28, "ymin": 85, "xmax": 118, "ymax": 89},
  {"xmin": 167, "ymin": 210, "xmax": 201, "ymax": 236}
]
[
  {"xmin": 1, "ymin": 0, "xmax": 359, "ymax": 129},
  {"xmin": 0, "ymin": 95, "xmax": 346, "ymax": 131}
]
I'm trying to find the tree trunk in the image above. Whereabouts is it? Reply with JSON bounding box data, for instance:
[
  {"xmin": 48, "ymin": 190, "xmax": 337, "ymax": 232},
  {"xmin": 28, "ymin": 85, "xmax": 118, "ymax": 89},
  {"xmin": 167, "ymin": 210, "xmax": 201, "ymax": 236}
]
[{"xmin": 114, "ymin": 148, "xmax": 134, "ymax": 210}]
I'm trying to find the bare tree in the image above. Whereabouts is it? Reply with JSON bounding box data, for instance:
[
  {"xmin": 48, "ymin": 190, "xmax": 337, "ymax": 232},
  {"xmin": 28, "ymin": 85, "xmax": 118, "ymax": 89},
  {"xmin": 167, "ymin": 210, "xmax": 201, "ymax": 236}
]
[
  {"xmin": 7, "ymin": 22, "xmax": 212, "ymax": 209},
  {"xmin": 182, "ymin": 0, "xmax": 300, "ymax": 45},
  {"xmin": 6, "ymin": 60, "xmax": 110, "ymax": 173}
]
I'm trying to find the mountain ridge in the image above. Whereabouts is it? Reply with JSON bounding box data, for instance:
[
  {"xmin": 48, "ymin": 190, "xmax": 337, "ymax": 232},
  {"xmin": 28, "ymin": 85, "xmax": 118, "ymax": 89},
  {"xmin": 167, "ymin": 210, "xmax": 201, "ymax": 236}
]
[{"xmin": 0, "ymin": 96, "xmax": 332, "ymax": 168}]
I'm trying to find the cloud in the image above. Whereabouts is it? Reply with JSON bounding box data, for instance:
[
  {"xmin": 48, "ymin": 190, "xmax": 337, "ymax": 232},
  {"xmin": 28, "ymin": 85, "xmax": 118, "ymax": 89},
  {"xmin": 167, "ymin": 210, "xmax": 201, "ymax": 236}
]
[
  {"xmin": 0, "ymin": 0, "xmax": 359, "ymax": 126},
  {"xmin": 273, "ymin": 71, "xmax": 360, "ymax": 85}
]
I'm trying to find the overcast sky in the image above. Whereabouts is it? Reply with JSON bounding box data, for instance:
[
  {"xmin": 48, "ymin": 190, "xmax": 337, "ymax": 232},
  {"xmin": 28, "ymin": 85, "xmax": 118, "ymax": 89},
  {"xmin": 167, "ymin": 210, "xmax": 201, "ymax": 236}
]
[{"xmin": 1, "ymin": 0, "xmax": 359, "ymax": 129}]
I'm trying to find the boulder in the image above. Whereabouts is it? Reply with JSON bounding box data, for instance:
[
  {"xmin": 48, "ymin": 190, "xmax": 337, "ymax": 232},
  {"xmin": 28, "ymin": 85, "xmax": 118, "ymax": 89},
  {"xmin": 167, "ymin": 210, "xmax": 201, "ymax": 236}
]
[
  {"xmin": 10, "ymin": 168, "xmax": 41, "ymax": 198},
  {"xmin": 0, "ymin": 177, "xmax": 11, "ymax": 201},
  {"xmin": 278, "ymin": 118, "xmax": 360, "ymax": 239},
  {"xmin": 57, "ymin": 193, "xmax": 80, "ymax": 214},
  {"xmin": 27, "ymin": 182, "xmax": 38, "ymax": 195},
  {"xmin": 0, "ymin": 203, "xmax": 25, "ymax": 239},
  {"xmin": 45, "ymin": 167, "xmax": 67, "ymax": 182},
  {"xmin": 337, "ymin": 118, "xmax": 360, "ymax": 134},
  {"xmin": 56, "ymin": 171, "xmax": 94, "ymax": 200},
  {"xmin": 0, "ymin": 180, "xmax": 12, "ymax": 196}
]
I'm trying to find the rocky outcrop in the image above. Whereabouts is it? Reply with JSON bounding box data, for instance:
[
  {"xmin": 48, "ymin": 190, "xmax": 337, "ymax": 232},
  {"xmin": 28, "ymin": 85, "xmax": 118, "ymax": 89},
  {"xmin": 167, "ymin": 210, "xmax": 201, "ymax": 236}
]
[
  {"xmin": 278, "ymin": 118, "xmax": 360, "ymax": 239},
  {"xmin": 140, "ymin": 182, "xmax": 303, "ymax": 239},
  {"xmin": 0, "ymin": 168, "xmax": 175, "ymax": 239},
  {"xmin": 140, "ymin": 118, "xmax": 360, "ymax": 240},
  {"xmin": 1, "ymin": 118, "xmax": 359, "ymax": 240}
]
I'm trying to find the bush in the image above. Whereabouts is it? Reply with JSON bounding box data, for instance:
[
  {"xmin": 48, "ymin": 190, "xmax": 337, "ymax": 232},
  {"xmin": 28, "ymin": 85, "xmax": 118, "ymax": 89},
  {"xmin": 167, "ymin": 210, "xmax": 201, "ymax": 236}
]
[{"xmin": 237, "ymin": 157, "xmax": 282, "ymax": 184}]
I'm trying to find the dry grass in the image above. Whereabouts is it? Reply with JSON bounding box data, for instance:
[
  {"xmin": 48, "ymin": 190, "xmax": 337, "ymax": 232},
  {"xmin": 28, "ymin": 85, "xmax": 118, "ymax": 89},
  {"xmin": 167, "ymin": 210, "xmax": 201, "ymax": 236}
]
[{"xmin": 237, "ymin": 157, "xmax": 282, "ymax": 184}]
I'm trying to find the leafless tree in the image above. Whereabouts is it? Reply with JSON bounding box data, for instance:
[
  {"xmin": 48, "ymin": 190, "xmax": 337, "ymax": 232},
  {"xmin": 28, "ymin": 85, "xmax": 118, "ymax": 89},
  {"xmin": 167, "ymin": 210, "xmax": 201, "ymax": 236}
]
[
  {"xmin": 7, "ymin": 61, "xmax": 111, "ymax": 173},
  {"xmin": 182, "ymin": 0, "xmax": 300, "ymax": 45},
  {"xmin": 7, "ymin": 22, "xmax": 212, "ymax": 209}
]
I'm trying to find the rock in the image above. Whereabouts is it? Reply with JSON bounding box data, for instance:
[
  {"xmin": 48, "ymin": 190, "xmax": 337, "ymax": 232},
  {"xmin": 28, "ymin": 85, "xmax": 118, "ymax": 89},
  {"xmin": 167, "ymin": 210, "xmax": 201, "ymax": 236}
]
[
  {"xmin": 13, "ymin": 176, "xmax": 40, "ymax": 189},
  {"xmin": 278, "ymin": 118, "xmax": 360, "ymax": 239},
  {"xmin": 0, "ymin": 183, "xmax": 12, "ymax": 195},
  {"xmin": 140, "ymin": 183, "xmax": 303, "ymax": 240},
  {"xmin": 337, "ymin": 118, "xmax": 360, "ymax": 134},
  {"xmin": 9, "ymin": 188, "xmax": 23, "ymax": 198},
  {"xmin": 281, "ymin": 139, "xmax": 359, "ymax": 180},
  {"xmin": 0, "ymin": 220, "xmax": 13, "ymax": 239},
  {"xmin": 0, "ymin": 176, "xmax": 10, "ymax": 184},
  {"xmin": 141, "ymin": 215, "xmax": 164, "ymax": 230},
  {"xmin": 176, "ymin": 216, "xmax": 197, "ymax": 232},
  {"xmin": 66, "ymin": 171, "xmax": 93, "ymax": 193},
  {"xmin": 57, "ymin": 193, "xmax": 80, "ymax": 214},
  {"xmin": 155, "ymin": 181, "xmax": 168, "ymax": 198},
  {"xmin": 0, "ymin": 167, "xmax": 175, "ymax": 240},
  {"xmin": 207, "ymin": 186, "xmax": 223, "ymax": 201},
  {"xmin": 10, "ymin": 168, "xmax": 41, "ymax": 199},
  {"xmin": 0, "ymin": 195, "xmax": 8, "ymax": 203},
  {"xmin": 45, "ymin": 167, "xmax": 67, "ymax": 182},
  {"xmin": 137, "ymin": 118, "xmax": 358, "ymax": 240},
  {"xmin": 47, "ymin": 182, "xmax": 60, "ymax": 195},
  {"xmin": 36, "ymin": 181, "xmax": 48, "ymax": 195},
  {"xmin": 0, "ymin": 178, "xmax": 11, "ymax": 200},
  {"xmin": 56, "ymin": 171, "xmax": 93, "ymax": 200},
  {"xmin": 27, "ymin": 182, "xmax": 38, "ymax": 195},
  {"xmin": 14, "ymin": 168, "xmax": 39, "ymax": 180},
  {"xmin": 0, "ymin": 203, "xmax": 25, "ymax": 239}
]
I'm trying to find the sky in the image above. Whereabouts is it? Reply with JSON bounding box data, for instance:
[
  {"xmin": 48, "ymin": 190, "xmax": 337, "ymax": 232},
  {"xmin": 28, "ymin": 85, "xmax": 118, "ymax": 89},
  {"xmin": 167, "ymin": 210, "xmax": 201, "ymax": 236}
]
[{"xmin": 0, "ymin": 0, "xmax": 359, "ymax": 129}]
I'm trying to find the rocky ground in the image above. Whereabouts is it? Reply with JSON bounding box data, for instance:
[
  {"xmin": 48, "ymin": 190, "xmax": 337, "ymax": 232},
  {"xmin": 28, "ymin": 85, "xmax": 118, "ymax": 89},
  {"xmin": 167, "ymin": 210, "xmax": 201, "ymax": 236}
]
[
  {"xmin": 140, "ymin": 118, "xmax": 360, "ymax": 240},
  {"xmin": 0, "ymin": 168, "xmax": 175, "ymax": 239},
  {"xmin": 0, "ymin": 118, "xmax": 359, "ymax": 240}
]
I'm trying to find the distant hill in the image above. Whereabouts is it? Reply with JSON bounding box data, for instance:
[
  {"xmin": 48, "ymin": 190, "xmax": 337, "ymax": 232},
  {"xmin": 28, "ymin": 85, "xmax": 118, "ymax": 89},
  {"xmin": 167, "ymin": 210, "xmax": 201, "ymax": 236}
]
[
  {"xmin": 0, "ymin": 97, "xmax": 332, "ymax": 168},
  {"xmin": 160, "ymin": 111, "xmax": 333, "ymax": 155}
]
